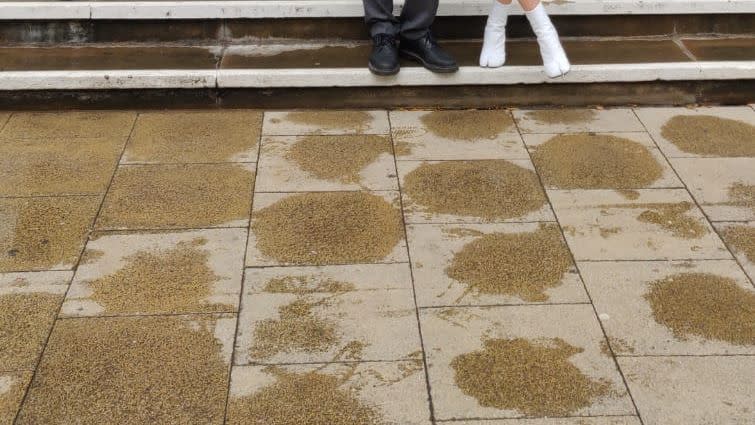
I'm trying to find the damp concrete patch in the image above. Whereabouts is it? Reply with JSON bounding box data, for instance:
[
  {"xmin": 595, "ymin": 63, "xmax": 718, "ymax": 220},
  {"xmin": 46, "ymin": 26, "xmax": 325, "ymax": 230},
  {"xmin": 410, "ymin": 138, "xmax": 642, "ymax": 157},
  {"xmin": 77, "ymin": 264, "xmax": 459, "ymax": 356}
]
[
  {"xmin": 97, "ymin": 163, "xmax": 254, "ymax": 230},
  {"xmin": 549, "ymin": 189, "xmax": 729, "ymax": 261},
  {"xmin": 445, "ymin": 224, "xmax": 573, "ymax": 302},
  {"xmin": 530, "ymin": 134, "xmax": 664, "ymax": 189},
  {"xmin": 514, "ymin": 108, "xmax": 644, "ymax": 134},
  {"xmin": 580, "ymin": 260, "xmax": 755, "ymax": 355},
  {"xmin": 400, "ymin": 160, "xmax": 549, "ymax": 223},
  {"xmin": 227, "ymin": 361, "xmax": 429, "ymax": 425},
  {"xmin": 263, "ymin": 111, "xmax": 389, "ymax": 135},
  {"xmin": 418, "ymin": 110, "xmax": 514, "ymax": 140},
  {"xmin": 250, "ymin": 191, "xmax": 404, "ymax": 265},
  {"xmin": 0, "ymin": 137, "xmax": 124, "ymax": 196},
  {"xmin": 619, "ymin": 356, "xmax": 755, "ymax": 424},
  {"xmin": 0, "ymin": 196, "xmax": 99, "ymax": 272},
  {"xmin": 407, "ymin": 223, "xmax": 589, "ymax": 307},
  {"xmin": 451, "ymin": 338, "xmax": 609, "ymax": 416},
  {"xmin": 16, "ymin": 315, "xmax": 234, "ymax": 424},
  {"xmin": 0, "ymin": 372, "xmax": 32, "ymax": 424},
  {"xmin": 237, "ymin": 264, "xmax": 420, "ymax": 364},
  {"xmin": 661, "ymin": 115, "xmax": 755, "ymax": 157},
  {"xmin": 668, "ymin": 157, "xmax": 755, "ymax": 221},
  {"xmin": 0, "ymin": 111, "xmax": 136, "ymax": 140},
  {"xmin": 524, "ymin": 109, "xmax": 598, "ymax": 125},
  {"xmin": 123, "ymin": 110, "xmax": 262, "ymax": 164},
  {"xmin": 645, "ymin": 272, "xmax": 754, "ymax": 346},
  {"xmin": 389, "ymin": 110, "xmax": 527, "ymax": 161},
  {"xmin": 420, "ymin": 304, "xmax": 634, "ymax": 420}
]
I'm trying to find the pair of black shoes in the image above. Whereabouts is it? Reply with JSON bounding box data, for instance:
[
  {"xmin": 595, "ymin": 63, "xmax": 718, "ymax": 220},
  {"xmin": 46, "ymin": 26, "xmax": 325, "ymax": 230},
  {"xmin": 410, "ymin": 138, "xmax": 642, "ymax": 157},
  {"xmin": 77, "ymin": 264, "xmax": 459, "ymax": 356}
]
[{"xmin": 369, "ymin": 32, "xmax": 458, "ymax": 76}]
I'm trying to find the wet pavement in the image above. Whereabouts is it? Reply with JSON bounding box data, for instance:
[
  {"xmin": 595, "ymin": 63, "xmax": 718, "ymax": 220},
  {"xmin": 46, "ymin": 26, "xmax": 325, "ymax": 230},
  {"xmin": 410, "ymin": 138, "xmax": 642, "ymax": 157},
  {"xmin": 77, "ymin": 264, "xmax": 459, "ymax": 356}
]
[{"xmin": 0, "ymin": 106, "xmax": 754, "ymax": 424}]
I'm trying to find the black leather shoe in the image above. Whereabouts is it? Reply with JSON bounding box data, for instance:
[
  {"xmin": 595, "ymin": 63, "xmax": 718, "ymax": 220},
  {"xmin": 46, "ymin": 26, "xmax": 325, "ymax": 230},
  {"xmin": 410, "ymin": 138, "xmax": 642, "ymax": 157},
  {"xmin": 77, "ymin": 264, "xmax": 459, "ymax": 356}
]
[
  {"xmin": 399, "ymin": 32, "xmax": 458, "ymax": 73},
  {"xmin": 368, "ymin": 33, "xmax": 400, "ymax": 76}
]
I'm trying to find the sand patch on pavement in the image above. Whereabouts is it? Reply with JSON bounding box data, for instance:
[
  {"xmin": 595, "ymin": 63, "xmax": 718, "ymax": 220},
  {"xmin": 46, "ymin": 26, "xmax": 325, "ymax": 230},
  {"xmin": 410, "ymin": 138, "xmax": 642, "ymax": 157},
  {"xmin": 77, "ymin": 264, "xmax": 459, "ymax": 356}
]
[
  {"xmin": 403, "ymin": 160, "xmax": 547, "ymax": 220},
  {"xmin": 531, "ymin": 134, "xmax": 663, "ymax": 189},
  {"xmin": 451, "ymin": 338, "xmax": 609, "ymax": 416},
  {"xmin": 228, "ymin": 368, "xmax": 385, "ymax": 425},
  {"xmin": 16, "ymin": 316, "xmax": 229, "ymax": 424},
  {"xmin": 445, "ymin": 224, "xmax": 572, "ymax": 302},
  {"xmin": 287, "ymin": 135, "xmax": 391, "ymax": 184},
  {"xmin": 660, "ymin": 115, "xmax": 755, "ymax": 157},
  {"xmin": 88, "ymin": 238, "xmax": 228, "ymax": 314},
  {"xmin": 420, "ymin": 110, "xmax": 513, "ymax": 140},
  {"xmin": 252, "ymin": 192, "xmax": 403, "ymax": 264},
  {"xmin": 645, "ymin": 272, "xmax": 755, "ymax": 346}
]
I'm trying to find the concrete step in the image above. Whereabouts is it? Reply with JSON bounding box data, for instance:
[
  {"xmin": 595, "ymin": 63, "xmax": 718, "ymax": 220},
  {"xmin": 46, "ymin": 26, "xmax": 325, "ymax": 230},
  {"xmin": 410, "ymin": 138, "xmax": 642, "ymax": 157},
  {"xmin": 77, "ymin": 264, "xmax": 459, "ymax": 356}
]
[
  {"xmin": 1, "ymin": 36, "xmax": 753, "ymax": 91},
  {"xmin": 1, "ymin": 0, "xmax": 754, "ymax": 43}
]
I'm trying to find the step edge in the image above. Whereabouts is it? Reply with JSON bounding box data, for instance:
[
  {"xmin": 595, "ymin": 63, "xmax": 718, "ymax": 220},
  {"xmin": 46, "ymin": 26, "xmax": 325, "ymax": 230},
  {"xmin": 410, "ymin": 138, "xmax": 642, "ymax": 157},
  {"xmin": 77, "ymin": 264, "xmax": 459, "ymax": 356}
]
[
  {"xmin": 1, "ymin": 62, "xmax": 753, "ymax": 90},
  {"xmin": 2, "ymin": 0, "xmax": 755, "ymax": 21}
]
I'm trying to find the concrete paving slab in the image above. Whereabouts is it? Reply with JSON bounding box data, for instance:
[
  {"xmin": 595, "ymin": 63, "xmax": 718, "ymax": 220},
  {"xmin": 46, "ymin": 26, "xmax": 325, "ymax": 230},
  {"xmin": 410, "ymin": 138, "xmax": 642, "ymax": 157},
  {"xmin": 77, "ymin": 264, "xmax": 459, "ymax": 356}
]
[
  {"xmin": 513, "ymin": 108, "xmax": 645, "ymax": 134},
  {"xmin": 0, "ymin": 137, "xmax": 123, "ymax": 196},
  {"xmin": 63, "ymin": 228, "xmax": 246, "ymax": 317},
  {"xmin": 549, "ymin": 189, "xmax": 730, "ymax": 260},
  {"xmin": 0, "ymin": 371, "xmax": 32, "ymax": 424},
  {"xmin": 406, "ymin": 223, "xmax": 588, "ymax": 307},
  {"xmin": 262, "ymin": 110, "xmax": 390, "ymax": 135},
  {"xmin": 16, "ymin": 314, "xmax": 235, "ymax": 424},
  {"xmin": 0, "ymin": 271, "xmax": 70, "ymax": 370},
  {"xmin": 227, "ymin": 362, "xmax": 431, "ymax": 425},
  {"xmin": 389, "ymin": 110, "xmax": 527, "ymax": 160},
  {"xmin": 452, "ymin": 418, "xmax": 642, "ymax": 425},
  {"xmin": 634, "ymin": 106, "xmax": 755, "ymax": 158},
  {"xmin": 122, "ymin": 110, "xmax": 262, "ymax": 164},
  {"xmin": 523, "ymin": 132, "xmax": 682, "ymax": 189},
  {"xmin": 236, "ymin": 264, "xmax": 420, "ymax": 364},
  {"xmin": 247, "ymin": 191, "xmax": 408, "ymax": 266},
  {"xmin": 619, "ymin": 356, "xmax": 755, "ymax": 425},
  {"xmin": 669, "ymin": 157, "xmax": 755, "ymax": 221},
  {"xmin": 0, "ymin": 111, "xmax": 136, "ymax": 140},
  {"xmin": 420, "ymin": 304, "xmax": 634, "ymax": 420},
  {"xmin": 397, "ymin": 160, "xmax": 553, "ymax": 224},
  {"xmin": 97, "ymin": 163, "xmax": 254, "ymax": 230},
  {"xmin": 715, "ymin": 221, "xmax": 755, "ymax": 281},
  {"xmin": 579, "ymin": 260, "xmax": 754, "ymax": 355},
  {"xmin": 255, "ymin": 135, "xmax": 398, "ymax": 192},
  {"xmin": 0, "ymin": 196, "xmax": 100, "ymax": 272}
]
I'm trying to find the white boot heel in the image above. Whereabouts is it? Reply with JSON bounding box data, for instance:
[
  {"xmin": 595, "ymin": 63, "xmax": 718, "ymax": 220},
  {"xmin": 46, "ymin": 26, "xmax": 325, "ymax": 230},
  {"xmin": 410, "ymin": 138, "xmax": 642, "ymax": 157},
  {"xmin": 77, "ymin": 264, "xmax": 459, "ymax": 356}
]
[
  {"xmin": 479, "ymin": 1, "xmax": 509, "ymax": 68},
  {"xmin": 525, "ymin": 4, "xmax": 570, "ymax": 78}
]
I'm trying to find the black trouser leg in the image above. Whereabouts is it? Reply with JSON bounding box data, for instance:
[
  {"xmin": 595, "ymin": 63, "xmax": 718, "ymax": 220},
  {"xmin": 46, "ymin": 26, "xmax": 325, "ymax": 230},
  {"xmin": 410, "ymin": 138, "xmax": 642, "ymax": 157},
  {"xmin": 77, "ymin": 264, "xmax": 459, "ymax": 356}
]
[
  {"xmin": 399, "ymin": 0, "xmax": 439, "ymax": 40},
  {"xmin": 363, "ymin": 0, "xmax": 399, "ymax": 37},
  {"xmin": 363, "ymin": 0, "xmax": 438, "ymax": 38}
]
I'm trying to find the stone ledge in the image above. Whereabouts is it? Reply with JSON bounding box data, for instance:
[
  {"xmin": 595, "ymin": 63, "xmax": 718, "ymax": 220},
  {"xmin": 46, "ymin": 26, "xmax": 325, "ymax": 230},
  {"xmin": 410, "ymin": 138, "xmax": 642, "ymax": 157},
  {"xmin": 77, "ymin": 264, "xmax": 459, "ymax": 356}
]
[{"xmin": 1, "ymin": 0, "xmax": 755, "ymax": 21}]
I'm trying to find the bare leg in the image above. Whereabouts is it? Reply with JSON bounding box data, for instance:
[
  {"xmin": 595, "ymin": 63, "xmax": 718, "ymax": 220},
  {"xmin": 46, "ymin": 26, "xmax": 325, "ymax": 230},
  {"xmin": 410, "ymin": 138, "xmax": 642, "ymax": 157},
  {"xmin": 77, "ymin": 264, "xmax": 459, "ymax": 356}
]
[{"xmin": 521, "ymin": 0, "xmax": 570, "ymax": 77}]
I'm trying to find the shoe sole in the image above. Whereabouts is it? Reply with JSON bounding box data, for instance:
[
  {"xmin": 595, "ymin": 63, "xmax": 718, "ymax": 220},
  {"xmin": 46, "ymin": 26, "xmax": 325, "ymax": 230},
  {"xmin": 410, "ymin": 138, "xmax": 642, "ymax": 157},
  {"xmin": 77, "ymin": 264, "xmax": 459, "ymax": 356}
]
[
  {"xmin": 368, "ymin": 62, "xmax": 400, "ymax": 76},
  {"xmin": 399, "ymin": 50, "xmax": 459, "ymax": 73}
]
